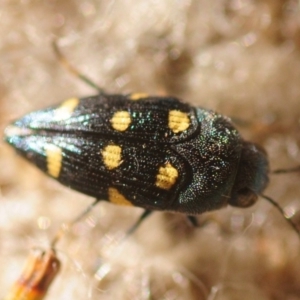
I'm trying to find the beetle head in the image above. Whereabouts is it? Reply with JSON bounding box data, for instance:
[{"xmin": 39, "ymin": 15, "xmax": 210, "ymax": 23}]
[{"xmin": 229, "ymin": 141, "xmax": 269, "ymax": 208}]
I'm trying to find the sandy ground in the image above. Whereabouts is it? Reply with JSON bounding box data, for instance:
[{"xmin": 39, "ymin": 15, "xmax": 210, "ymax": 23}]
[{"xmin": 0, "ymin": 1, "xmax": 300, "ymax": 299}]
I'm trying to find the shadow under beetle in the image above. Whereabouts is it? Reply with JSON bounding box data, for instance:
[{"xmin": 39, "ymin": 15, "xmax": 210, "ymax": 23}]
[{"xmin": 4, "ymin": 43, "xmax": 300, "ymax": 236}]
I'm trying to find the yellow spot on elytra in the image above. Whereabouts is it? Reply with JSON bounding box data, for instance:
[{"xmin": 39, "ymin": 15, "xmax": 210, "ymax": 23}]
[
  {"xmin": 54, "ymin": 98, "xmax": 79, "ymax": 121},
  {"xmin": 45, "ymin": 144, "xmax": 62, "ymax": 178},
  {"xmin": 102, "ymin": 145, "xmax": 122, "ymax": 170},
  {"xmin": 110, "ymin": 111, "xmax": 131, "ymax": 131},
  {"xmin": 108, "ymin": 188, "xmax": 133, "ymax": 206},
  {"xmin": 155, "ymin": 162, "xmax": 178, "ymax": 190},
  {"xmin": 129, "ymin": 93, "xmax": 149, "ymax": 101},
  {"xmin": 168, "ymin": 110, "xmax": 190, "ymax": 133}
]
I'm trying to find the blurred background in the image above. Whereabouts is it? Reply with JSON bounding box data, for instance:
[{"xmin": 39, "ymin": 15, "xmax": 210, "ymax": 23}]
[{"xmin": 0, "ymin": 1, "xmax": 300, "ymax": 299}]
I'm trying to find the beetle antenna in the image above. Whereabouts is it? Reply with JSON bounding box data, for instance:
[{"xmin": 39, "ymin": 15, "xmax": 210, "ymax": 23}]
[
  {"xmin": 52, "ymin": 40, "xmax": 104, "ymax": 93},
  {"xmin": 272, "ymin": 166, "xmax": 300, "ymax": 174},
  {"xmin": 260, "ymin": 194, "xmax": 300, "ymax": 238}
]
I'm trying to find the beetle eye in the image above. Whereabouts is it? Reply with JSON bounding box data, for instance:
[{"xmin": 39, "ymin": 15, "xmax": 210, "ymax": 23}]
[{"xmin": 229, "ymin": 187, "xmax": 258, "ymax": 208}]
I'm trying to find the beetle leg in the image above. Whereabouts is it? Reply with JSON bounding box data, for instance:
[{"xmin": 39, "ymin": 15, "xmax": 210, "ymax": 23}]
[
  {"xmin": 51, "ymin": 198, "xmax": 101, "ymax": 247},
  {"xmin": 126, "ymin": 210, "xmax": 152, "ymax": 235},
  {"xmin": 186, "ymin": 216, "xmax": 198, "ymax": 227}
]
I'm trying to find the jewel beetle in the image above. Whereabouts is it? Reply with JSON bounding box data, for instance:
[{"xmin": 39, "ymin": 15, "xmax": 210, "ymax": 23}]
[
  {"xmin": 4, "ymin": 44, "xmax": 299, "ymax": 235},
  {"xmin": 5, "ymin": 93, "xmax": 269, "ymax": 212}
]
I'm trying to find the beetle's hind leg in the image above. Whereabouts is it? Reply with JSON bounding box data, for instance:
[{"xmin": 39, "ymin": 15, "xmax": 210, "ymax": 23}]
[
  {"xmin": 51, "ymin": 198, "xmax": 101, "ymax": 247},
  {"xmin": 126, "ymin": 210, "xmax": 152, "ymax": 236}
]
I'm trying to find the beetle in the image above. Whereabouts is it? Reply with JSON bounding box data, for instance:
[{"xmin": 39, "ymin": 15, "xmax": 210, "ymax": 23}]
[
  {"xmin": 3, "ymin": 44, "xmax": 299, "ymax": 235},
  {"xmin": 3, "ymin": 93, "xmax": 290, "ymax": 228}
]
